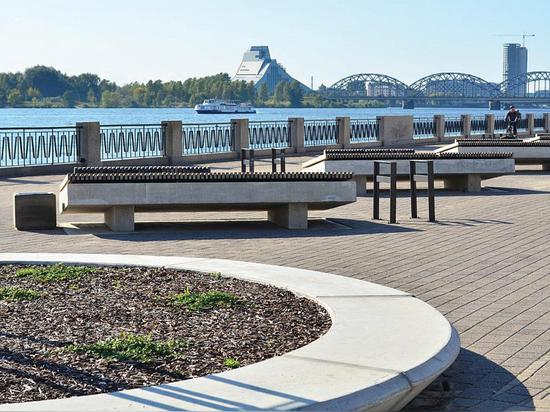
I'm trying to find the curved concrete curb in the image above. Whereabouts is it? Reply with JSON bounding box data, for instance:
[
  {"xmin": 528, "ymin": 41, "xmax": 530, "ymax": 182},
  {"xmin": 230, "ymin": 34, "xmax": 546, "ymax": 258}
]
[{"xmin": 0, "ymin": 253, "xmax": 460, "ymax": 411}]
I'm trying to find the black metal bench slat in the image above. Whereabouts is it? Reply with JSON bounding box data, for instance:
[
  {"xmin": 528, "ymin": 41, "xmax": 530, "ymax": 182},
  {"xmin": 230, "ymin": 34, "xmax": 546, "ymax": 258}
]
[
  {"xmin": 454, "ymin": 140, "xmax": 550, "ymax": 147},
  {"xmin": 324, "ymin": 152, "xmax": 513, "ymax": 160},
  {"xmin": 73, "ymin": 166, "xmax": 211, "ymax": 174},
  {"xmin": 67, "ymin": 171, "xmax": 354, "ymax": 184}
]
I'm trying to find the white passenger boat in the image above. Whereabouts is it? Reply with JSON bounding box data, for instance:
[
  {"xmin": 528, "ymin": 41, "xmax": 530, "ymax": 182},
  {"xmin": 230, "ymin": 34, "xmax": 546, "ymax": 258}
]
[{"xmin": 194, "ymin": 99, "xmax": 256, "ymax": 114}]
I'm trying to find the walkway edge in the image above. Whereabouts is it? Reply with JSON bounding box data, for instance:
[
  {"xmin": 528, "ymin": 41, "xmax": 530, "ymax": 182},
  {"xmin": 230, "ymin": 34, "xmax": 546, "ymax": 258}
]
[{"xmin": 0, "ymin": 253, "xmax": 460, "ymax": 411}]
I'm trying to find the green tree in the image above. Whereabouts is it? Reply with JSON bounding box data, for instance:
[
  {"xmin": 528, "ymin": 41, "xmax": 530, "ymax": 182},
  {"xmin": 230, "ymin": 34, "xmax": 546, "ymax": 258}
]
[
  {"xmin": 273, "ymin": 81, "xmax": 288, "ymax": 103},
  {"xmin": 62, "ymin": 90, "xmax": 78, "ymax": 106},
  {"xmin": 7, "ymin": 90, "xmax": 22, "ymax": 106},
  {"xmin": 287, "ymin": 81, "xmax": 304, "ymax": 107},
  {"xmin": 258, "ymin": 83, "xmax": 269, "ymax": 103}
]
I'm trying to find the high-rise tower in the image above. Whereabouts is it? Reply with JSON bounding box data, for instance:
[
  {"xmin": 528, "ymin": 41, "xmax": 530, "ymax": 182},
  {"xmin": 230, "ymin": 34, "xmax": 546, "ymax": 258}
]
[{"xmin": 503, "ymin": 43, "xmax": 528, "ymax": 94}]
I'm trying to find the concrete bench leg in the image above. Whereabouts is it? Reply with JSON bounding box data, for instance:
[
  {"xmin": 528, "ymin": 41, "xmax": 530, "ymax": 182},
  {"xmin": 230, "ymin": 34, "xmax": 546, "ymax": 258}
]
[
  {"xmin": 354, "ymin": 175, "xmax": 367, "ymax": 196},
  {"xmin": 104, "ymin": 206, "xmax": 135, "ymax": 232},
  {"xmin": 268, "ymin": 203, "xmax": 308, "ymax": 229},
  {"xmin": 443, "ymin": 175, "xmax": 482, "ymax": 193}
]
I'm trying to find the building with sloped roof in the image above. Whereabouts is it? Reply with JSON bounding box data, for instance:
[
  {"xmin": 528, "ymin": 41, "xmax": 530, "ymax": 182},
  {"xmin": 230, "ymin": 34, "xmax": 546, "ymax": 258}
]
[{"xmin": 232, "ymin": 46, "xmax": 309, "ymax": 94}]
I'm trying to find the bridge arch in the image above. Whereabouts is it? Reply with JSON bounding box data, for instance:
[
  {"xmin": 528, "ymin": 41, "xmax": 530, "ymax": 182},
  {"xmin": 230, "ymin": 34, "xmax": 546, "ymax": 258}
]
[
  {"xmin": 328, "ymin": 73, "xmax": 410, "ymax": 98},
  {"xmin": 408, "ymin": 72, "xmax": 501, "ymax": 98},
  {"xmin": 499, "ymin": 71, "xmax": 550, "ymax": 98}
]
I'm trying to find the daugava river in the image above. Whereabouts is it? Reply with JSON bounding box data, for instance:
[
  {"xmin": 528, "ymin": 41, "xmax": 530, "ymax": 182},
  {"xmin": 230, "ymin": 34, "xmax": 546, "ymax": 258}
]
[{"xmin": 0, "ymin": 107, "xmax": 548, "ymax": 127}]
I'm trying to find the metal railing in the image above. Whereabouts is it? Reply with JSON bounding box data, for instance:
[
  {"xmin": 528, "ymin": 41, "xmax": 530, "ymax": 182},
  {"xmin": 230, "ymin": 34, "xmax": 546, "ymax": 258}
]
[
  {"xmin": 304, "ymin": 119, "xmax": 338, "ymax": 146},
  {"xmin": 248, "ymin": 121, "xmax": 290, "ymax": 149},
  {"xmin": 534, "ymin": 115, "xmax": 545, "ymax": 131},
  {"xmin": 0, "ymin": 126, "xmax": 81, "ymax": 168},
  {"xmin": 517, "ymin": 117, "xmax": 528, "ymax": 132},
  {"xmin": 350, "ymin": 118, "xmax": 378, "ymax": 142},
  {"xmin": 494, "ymin": 118, "xmax": 507, "ymax": 134},
  {"xmin": 100, "ymin": 124, "xmax": 165, "ymax": 160},
  {"xmin": 182, "ymin": 123, "xmax": 234, "ymax": 155},
  {"xmin": 444, "ymin": 116, "xmax": 464, "ymax": 137},
  {"xmin": 413, "ymin": 117, "xmax": 435, "ymax": 139},
  {"xmin": 470, "ymin": 116, "xmax": 487, "ymax": 135}
]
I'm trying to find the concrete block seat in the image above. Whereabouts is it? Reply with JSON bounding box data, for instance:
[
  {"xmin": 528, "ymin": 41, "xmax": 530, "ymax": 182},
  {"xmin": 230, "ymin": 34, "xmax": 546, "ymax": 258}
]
[
  {"xmin": 436, "ymin": 139, "xmax": 550, "ymax": 170},
  {"xmin": 59, "ymin": 168, "xmax": 356, "ymax": 231},
  {"xmin": 302, "ymin": 149, "xmax": 515, "ymax": 194}
]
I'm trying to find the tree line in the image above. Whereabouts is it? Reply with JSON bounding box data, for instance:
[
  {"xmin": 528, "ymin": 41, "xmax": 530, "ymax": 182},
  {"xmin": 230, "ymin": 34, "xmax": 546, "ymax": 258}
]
[{"xmin": 0, "ymin": 65, "xmax": 383, "ymax": 108}]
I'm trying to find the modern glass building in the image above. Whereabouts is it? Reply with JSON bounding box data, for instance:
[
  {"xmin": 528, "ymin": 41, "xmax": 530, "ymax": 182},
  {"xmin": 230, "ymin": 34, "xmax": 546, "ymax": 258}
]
[
  {"xmin": 233, "ymin": 46, "xmax": 309, "ymax": 94},
  {"xmin": 503, "ymin": 43, "xmax": 528, "ymax": 94}
]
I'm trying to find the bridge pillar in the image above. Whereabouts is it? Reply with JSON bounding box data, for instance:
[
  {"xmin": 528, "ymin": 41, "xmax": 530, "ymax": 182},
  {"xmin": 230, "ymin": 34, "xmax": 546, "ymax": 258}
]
[
  {"xmin": 336, "ymin": 117, "xmax": 351, "ymax": 148},
  {"xmin": 434, "ymin": 115, "xmax": 445, "ymax": 142},
  {"xmin": 377, "ymin": 115, "xmax": 414, "ymax": 147},
  {"xmin": 489, "ymin": 100, "xmax": 501, "ymax": 111},
  {"xmin": 162, "ymin": 121, "xmax": 184, "ymax": 165},
  {"xmin": 461, "ymin": 115, "xmax": 471, "ymax": 138},
  {"xmin": 485, "ymin": 114, "xmax": 495, "ymax": 137},
  {"xmin": 526, "ymin": 113, "xmax": 535, "ymax": 136},
  {"xmin": 544, "ymin": 113, "xmax": 550, "ymax": 133},
  {"xmin": 402, "ymin": 100, "xmax": 415, "ymax": 110},
  {"xmin": 289, "ymin": 118, "xmax": 305, "ymax": 153},
  {"xmin": 76, "ymin": 122, "xmax": 101, "ymax": 166}
]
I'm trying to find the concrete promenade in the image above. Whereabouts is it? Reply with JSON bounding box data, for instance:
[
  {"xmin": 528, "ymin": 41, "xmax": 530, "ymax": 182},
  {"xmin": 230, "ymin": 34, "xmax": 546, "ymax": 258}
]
[{"xmin": 1, "ymin": 156, "xmax": 549, "ymax": 411}]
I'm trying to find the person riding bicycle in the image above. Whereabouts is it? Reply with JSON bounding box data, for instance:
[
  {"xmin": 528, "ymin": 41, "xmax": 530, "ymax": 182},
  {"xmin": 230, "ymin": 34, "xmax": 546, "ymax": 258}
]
[{"xmin": 505, "ymin": 106, "xmax": 521, "ymax": 137}]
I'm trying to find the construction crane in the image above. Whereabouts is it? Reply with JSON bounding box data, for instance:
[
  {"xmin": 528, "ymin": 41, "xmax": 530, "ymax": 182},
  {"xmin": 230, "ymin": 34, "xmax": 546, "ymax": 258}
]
[{"xmin": 495, "ymin": 33, "xmax": 535, "ymax": 47}]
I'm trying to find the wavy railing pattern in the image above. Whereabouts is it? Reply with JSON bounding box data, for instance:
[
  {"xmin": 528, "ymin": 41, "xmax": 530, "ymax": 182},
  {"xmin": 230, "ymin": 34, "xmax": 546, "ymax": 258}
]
[
  {"xmin": 444, "ymin": 116, "xmax": 464, "ymax": 137},
  {"xmin": 413, "ymin": 117, "xmax": 435, "ymax": 139},
  {"xmin": 182, "ymin": 123, "xmax": 234, "ymax": 155},
  {"xmin": 249, "ymin": 121, "xmax": 290, "ymax": 149},
  {"xmin": 304, "ymin": 120, "xmax": 338, "ymax": 146},
  {"xmin": 100, "ymin": 124, "xmax": 165, "ymax": 160},
  {"xmin": 494, "ymin": 118, "xmax": 508, "ymax": 134},
  {"xmin": 350, "ymin": 118, "xmax": 378, "ymax": 142},
  {"xmin": 470, "ymin": 116, "xmax": 487, "ymax": 135},
  {"xmin": 534, "ymin": 115, "xmax": 545, "ymax": 131},
  {"xmin": 0, "ymin": 127, "xmax": 81, "ymax": 168}
]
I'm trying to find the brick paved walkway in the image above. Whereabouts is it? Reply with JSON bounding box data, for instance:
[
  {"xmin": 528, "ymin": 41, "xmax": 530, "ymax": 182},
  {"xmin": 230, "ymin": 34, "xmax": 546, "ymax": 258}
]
[{"xmin": 1, "ymin": 156, "xmax": 549, "ymax": 411}]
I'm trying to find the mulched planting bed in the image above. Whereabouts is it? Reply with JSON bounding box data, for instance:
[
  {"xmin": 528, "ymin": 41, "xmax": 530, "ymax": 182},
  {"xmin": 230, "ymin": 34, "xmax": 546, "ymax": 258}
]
[{"xmin": 0, "ymin": 264, "xmax": 331, "ymax": 404}]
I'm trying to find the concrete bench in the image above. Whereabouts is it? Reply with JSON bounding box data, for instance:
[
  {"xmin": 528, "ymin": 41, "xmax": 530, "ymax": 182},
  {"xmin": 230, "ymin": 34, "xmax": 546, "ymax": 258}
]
[
  {"xmin": 437, "ymin": 139, "xmax": 550, "ymax": 170},
  {"xmin": 59, "ymin": 169, "xmax": 356, "ymax": 231},
  {"xmin": 302, "ymin": 149, "xmax": 515, "ymax": 193}
]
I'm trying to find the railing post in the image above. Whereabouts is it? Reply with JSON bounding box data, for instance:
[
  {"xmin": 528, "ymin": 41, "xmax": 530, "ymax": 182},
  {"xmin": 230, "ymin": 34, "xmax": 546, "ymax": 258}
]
[
  {"xmin": 526, "ymin": 113, "xmax": 535, "ymax": 136},
  {"xmin": 76, "ymin": 121, "xmax": 101, "ymax": 166},
  {"xmin": 377, "ymin": 115, "xmax": 413, "ymax": 147},
  {"xmin": 434, "ymin": 115, "xmax": 445, "ymax": 142},
  {"xmin": 336, "ymin": 116, "xmax": 351, "ymax": 148},
  {"xmin": 162, "ymin": 121, "xmax": 183, "ymax": 165},
  {"xmin": 461, "ymin": 114, "xmax": 471, "ymax": 138},
  {"xmin": 289, "ymin": 117, "xmax": 305, "ymax": 153},
  {"xmin": 485, "ymin": 114, "xmax": 495, "ymax": 137},
  {"xmin": 231, "ymin": 118, "xmax": 249, "ymax": 154},
  {"xmin": 544, "ymin": 113, "xmax": 550, "ymax": 133}
]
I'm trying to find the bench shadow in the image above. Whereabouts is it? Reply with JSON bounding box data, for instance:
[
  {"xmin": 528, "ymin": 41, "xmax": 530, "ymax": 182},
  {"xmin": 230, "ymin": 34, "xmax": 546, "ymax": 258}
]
[
  {"xmin": 61, "ymin": 218, "xmax": 421, "ymax": 241},
  {"xmin": 404, "ymin": 348, "xmax": 534, "ymax": 411}
]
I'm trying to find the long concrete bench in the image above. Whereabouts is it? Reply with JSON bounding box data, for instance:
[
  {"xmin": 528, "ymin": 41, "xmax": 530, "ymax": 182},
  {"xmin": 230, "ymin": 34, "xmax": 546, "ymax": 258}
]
[
  {"xmin": 436, "ymin": 139, "xmax": 550, "ymax": 170},
  {"xmin": 59, "ymin": 168, "xmax": 356, "ymax": 231},
  {"xmin": 302, "ymin": 149, "xmax": 515, "ymax": 194}
]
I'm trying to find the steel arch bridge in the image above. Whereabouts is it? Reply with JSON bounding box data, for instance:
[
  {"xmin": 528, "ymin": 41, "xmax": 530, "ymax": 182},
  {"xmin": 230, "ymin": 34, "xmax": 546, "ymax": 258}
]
[
  {"xmin": 500, "ymin": 71, "xmax": 550, "ymax": 98},
  {"xmin": 323, "ymin": 71, "xmax": 550, "ymax": 103},
  {"xmin": 327, "ymin": 73, "xmax": 410, "ymax": 98},
  {"xmin": 408, "ymin": 72, "xmax": 501, "ymax": 99}
]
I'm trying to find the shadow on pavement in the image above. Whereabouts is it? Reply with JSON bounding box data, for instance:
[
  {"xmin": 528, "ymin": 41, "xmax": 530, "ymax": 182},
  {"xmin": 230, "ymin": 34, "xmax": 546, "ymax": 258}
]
[{"xmin": 405, "ymin": 348, "xmax": 534, "ymax": 411}]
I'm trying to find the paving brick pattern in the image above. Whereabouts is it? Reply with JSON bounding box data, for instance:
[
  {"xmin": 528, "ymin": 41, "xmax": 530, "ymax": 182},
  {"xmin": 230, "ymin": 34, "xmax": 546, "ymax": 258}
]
[{"xmin": 1, "ymin": 156, "xmax": 549, "ymax": 411}]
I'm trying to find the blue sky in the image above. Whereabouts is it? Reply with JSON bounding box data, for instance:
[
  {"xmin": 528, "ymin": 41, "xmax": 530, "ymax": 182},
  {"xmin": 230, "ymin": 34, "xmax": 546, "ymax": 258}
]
[{"xmin": 1, "ymin": 0, "xmax": 549, "ymax": 87}]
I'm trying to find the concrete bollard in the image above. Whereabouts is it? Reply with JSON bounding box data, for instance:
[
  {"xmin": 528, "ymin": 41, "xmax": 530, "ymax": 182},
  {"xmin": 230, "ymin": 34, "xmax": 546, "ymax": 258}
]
[
  {"xmin": 545, "ymin": 113, "xmax": 550, "ymax": 133},
  {"xmin": 485, "ymin": 114, "xmax": 495, "ymax": 137},
  {"xmin": 162, "ymin": 121, "xmax": 183, "ymax": 165},
  {"xmin": 336, "ymin": 116, "xmax": 351, "ymax": 148},
  {"xmin": 76, "ymin": 122, "xmax": 101, "ymax": 166},
  {"xmin": 461, "ymin": 114, "xmax": 471, "ymax": 138},
  {"xmin": 434, "ymin": 115, "xmax": 445, "ymax": 142},
  {"xmin": 526, "ymin": 113, "xmax": 535, "ymax": 136},
  {"xmin": 289, "ymin": 117, "xmax": 305, "ymax": 153},
  {"xmin": 377, "ymin": 115, "xmax": 414, "ymax": 147},
  {"xmin": 231, "ymin": 119, "xmax": 249, "ymax": 154}
]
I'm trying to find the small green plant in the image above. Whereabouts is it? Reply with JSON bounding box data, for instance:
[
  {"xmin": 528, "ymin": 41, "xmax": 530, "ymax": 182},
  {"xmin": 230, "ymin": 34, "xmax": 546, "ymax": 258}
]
[
  {"xmin": 112, "ymin": 279, "xmax": 122, "ymax": 289},
  {"xmin": 223, "ymin": 358, "xmax": 240, "ymax": 369},
  {"xmin": 66, "ymin": 333, "xmax": 187, "ymax": 363},
  {"xmin": 168, "ymin": 289, "xmax": 243, "ymax": 311},
  {"xmin": 15, "ymin": 264, "xmax": 95, "ymax": 283},
  {"xmin": 0, "ymin": 287, "xmax": 40, "ymax": 302},
  {"xmin": 209, "ymin": 271, "xmax": 222, "ymax": 279}
]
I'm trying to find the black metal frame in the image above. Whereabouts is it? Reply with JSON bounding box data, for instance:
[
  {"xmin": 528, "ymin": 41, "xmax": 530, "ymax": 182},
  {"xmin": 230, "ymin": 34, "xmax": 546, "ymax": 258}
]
[
  {"xmin": 271, "ymin": 148, "xmax": 286, "ymax": 173},
  {"xmin": 410, "ymin": 161, "xmax": 435, "ymax": 222},
  {"xmin": 373, "ymin": 161, "xmax": 397, "ymax": 224},
  {"xmin": 241, "ymin": 148, "xmax": 255, "ymax": 173}
]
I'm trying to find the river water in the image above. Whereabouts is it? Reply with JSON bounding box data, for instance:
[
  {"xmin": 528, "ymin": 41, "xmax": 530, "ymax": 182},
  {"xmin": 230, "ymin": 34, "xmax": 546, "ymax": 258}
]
[{"xmin": 1, "ymin": 107, "xmax": 549, "ymax": 128}]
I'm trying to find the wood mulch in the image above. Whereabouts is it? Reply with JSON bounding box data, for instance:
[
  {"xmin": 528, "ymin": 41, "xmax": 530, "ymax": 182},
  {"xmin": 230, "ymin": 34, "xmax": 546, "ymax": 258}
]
[{"xmin": 0, "ymin": 264, "xmax": 331, "ymax": 404}]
